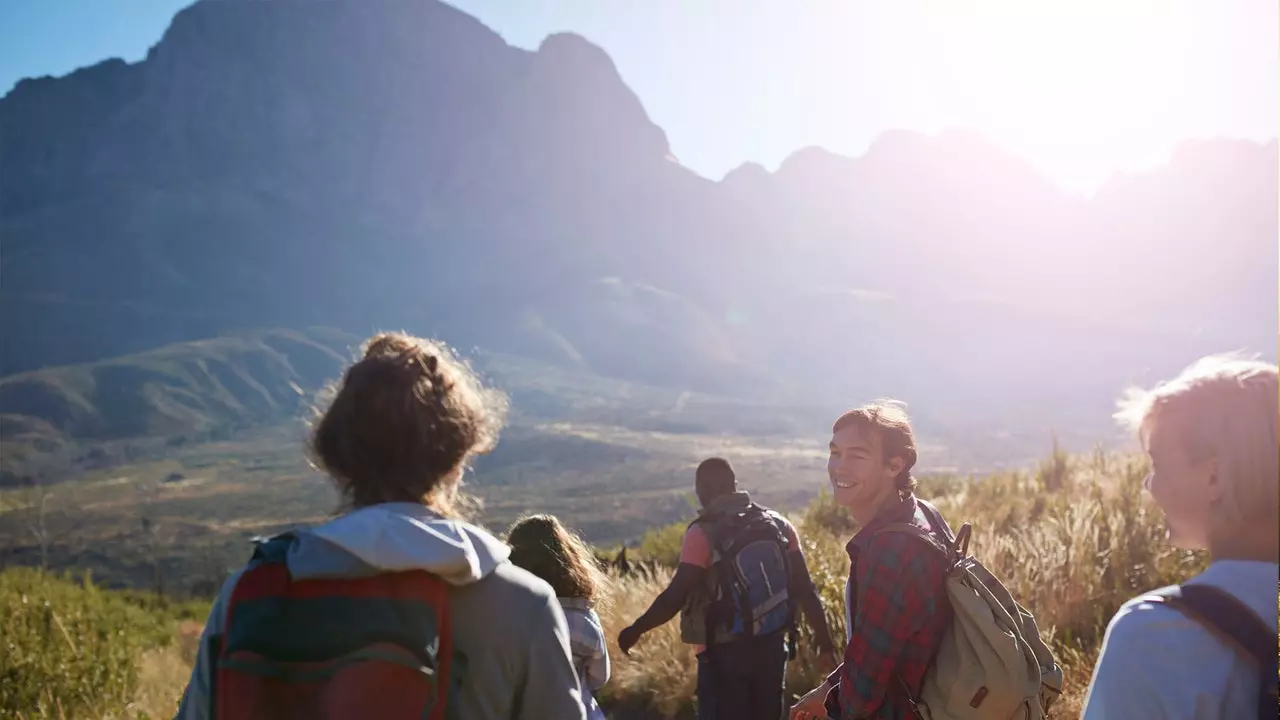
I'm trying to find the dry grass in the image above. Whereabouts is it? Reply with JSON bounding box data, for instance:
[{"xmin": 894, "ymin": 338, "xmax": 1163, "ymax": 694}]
[
  {"xmin": 595, "ymin": 570, "xmax": 698, "ymax": 716},
  {"xmin": 130, "ymin": 621, "xmax": 204, "ymax": 718},
  {"xmin": 9, "ymin": 449, "xmax": 1225, "ymax": 719},
  {"xmin": 597, "ymin": 449, "xmax": 1209, "ymax": 718}
]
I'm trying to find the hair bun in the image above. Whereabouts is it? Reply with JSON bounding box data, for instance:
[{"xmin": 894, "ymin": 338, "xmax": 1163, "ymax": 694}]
[{"xmin": 363, "ymin": 332, "xmax": 417, "ymax": 360}]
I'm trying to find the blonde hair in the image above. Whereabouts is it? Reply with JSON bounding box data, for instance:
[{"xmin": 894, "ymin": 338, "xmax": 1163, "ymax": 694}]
[
  {"xmin": 1115, "ymin": 353, "xmax": 1278, "ymax": 526},
  {"xmin": 832, "ymin": 399, "xmax": 918, "ymax": 493}
]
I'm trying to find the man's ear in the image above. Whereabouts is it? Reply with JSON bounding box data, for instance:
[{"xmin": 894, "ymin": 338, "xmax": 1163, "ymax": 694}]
[
  {"xmin": 885, "ymin": 455, "xmax": 906, "ymax": 480},
  {"xmin": 1203, "ymin": 455, "xmax": 1225, "ymax": 503}
]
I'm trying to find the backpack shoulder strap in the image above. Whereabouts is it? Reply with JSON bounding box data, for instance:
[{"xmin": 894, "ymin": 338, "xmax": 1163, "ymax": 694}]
[
  {"xmin": 766, "ymin": 511, "xmax": 794, "ymax": 551},
  {"xmin": 1145, "ymin": 583, "xmax": 1278, "ymax": 720},
  {"xmin": 751, "ymin": 505, "xmax": 787, "ymax": 536},
  {"xmin": 874, "ymin": 521, "xmax": 953, "ymax": 561},
  {"xmin": 914, "ymin": 499, "xmax": 957, "ymax": 546},
  {"xmin": 1145, "ymin": 584, "xmax": 1276, "ymax": 671},
  {"xmin": 703, "ymin": 505, "xmax": 760, "ymax": 545},
  {"xmin": 228, "ymin": 531, "xmax": 296, "ymax": 609},
  {"xmin": 691, "ymin": 511, "xmax": 724, "ymax": 546},
  {"xmin": 248, "ymin": 531, "xmax": 297, "ymax": 565}
]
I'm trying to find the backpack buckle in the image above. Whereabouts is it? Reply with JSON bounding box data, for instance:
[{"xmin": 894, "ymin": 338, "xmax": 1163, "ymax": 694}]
[{"xmin": 951, "ymin": 524, "xmax": 972, "ymax": 560}]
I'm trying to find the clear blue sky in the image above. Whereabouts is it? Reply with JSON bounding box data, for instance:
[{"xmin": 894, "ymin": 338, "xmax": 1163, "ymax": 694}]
[{"xmin": 2, "ymin": 0, "xmax": 1275, "ymax": 194}]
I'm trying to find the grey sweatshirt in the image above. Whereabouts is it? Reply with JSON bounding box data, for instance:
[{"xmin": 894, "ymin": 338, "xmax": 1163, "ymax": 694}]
[{"xmin": 174, "ymin": 502, "xmax": 587, "ymax": 720}]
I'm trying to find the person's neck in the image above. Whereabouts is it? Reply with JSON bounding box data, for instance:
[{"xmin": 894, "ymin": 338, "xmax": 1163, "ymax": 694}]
[
  {"xmin": 850, "ymin": 489, "xmax": 905, "ymax": 526},
  {"xmin": 1208, "ymin": 527, "xmax": 1279, "ymax": 564}
]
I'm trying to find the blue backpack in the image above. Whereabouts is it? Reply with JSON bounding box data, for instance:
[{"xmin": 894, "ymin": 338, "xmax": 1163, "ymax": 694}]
[{"xmin": 695, "ymin": 503, "xmax": 796, "ymax": 644}]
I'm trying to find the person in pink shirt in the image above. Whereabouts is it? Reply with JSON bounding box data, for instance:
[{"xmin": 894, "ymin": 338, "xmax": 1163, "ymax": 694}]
[{"xmin": 618, "ymin": 457, "xmax": 836, "ymax": 720}]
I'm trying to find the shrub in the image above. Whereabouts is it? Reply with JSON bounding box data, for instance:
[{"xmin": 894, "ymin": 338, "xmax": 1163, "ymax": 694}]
[
  {"xmin": 803, "ymin": 486, "xmax": 855, "ymax": 535},
  {"xmin": 0, "ymin": 568, "xmax": 203, "ymax": 719},
  {"xmin": 636, "ymin": 519, "xmax": 689, "ymax": 568}
]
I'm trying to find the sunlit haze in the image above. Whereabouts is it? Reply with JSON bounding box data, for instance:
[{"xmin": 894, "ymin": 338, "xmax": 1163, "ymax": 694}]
[{"xmin": 2, "ymin": 0, "xmax": 1275, "ymax": 194}]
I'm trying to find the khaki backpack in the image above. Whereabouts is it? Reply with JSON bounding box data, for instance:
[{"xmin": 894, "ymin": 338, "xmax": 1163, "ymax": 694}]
[{"xmin": 872, "ymin": 521, "xmax": 1063, "ymax": 720}]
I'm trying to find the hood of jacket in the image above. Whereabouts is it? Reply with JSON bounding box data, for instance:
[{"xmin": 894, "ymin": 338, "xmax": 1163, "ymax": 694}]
[{"xmin": 285, "ymin": 502, "xmax": 510, "ymax": 585}]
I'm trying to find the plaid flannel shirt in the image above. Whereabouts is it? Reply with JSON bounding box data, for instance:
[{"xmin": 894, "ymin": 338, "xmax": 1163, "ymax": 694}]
[{"xmin": 824, "ymin": 494, "xmax": 953, "ymax": 720}]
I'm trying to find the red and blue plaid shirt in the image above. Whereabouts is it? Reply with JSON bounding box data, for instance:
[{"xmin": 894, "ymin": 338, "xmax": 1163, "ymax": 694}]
[{"xmin": 824, "ymin": 493, "xmax": 954, "ymax": 720}]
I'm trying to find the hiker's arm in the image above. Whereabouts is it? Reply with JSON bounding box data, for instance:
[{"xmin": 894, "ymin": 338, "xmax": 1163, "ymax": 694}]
[
  {"xmin": 520, "ymin": 592, "xmax": 588, "ymax": 720},
  {"xmin": 826, "ymin": 537, "xmax": 939, "ymax": 720},
  {"xmin": 788, "ymin": 548, "xmax": 836, "ymax": 657},
  {"xmin": 619, "ymin": 526, "xmax": 710, "ymax": 653},
  {"xmin": 174, "ymin": 571, "xmax": 239, "ymax": 720},
  {"xmin": 629, "ymin": 562, "xmax": 706, "ymax": 634}
]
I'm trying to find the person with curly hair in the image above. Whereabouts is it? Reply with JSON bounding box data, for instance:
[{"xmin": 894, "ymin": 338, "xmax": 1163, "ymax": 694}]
[{"xmin": 176, "ymin": 331, "xmax": 587, "ymax": 720}]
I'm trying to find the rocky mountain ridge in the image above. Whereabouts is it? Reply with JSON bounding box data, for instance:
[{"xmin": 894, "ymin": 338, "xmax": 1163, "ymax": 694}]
[{"xmin": 1, "ymin": 0, "xmax": 1275, "ymax": 432}]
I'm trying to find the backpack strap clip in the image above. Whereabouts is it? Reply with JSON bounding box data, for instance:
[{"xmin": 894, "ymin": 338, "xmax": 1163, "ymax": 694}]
[{"xmin": 951, "ymin": 523, "xmax": 972, "ymax": 561}]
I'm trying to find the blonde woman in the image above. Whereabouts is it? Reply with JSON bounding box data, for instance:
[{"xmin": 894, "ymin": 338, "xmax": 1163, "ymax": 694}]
[{"xmin": 1083, "ymin": 355, "xmax": 1278, "ymax": 720}]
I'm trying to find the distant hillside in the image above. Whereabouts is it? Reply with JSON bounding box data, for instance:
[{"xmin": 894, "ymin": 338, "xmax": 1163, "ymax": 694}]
[
  {"xmin": 0, "ymin": 328, "xmax": 356, "ymax": 444},
  {"xmin": 0, "ymin": 327, "xmax": 851, "ymax": 488},
  {"xmin": 0, "ymin": 326, "xmax": 1100, "ymax": 500},
  {"xmin": 1, "ymin": 0, "xmax": 1274, "ymax": 429},
  {"xmin": 0, "ymin": 326, "xmax": 824, "ymax": 450}
]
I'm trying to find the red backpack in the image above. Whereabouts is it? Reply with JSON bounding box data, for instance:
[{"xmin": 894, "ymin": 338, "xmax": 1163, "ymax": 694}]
[{"xmin": 210, "ymin": 532, "xmax": 458, "ymax": 720}]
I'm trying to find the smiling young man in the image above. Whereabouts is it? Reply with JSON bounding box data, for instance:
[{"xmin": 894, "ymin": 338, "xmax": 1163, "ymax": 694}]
[
  {"xmin": 1081, "ymin": 355, "xmax": 1279, "ymax": 719},
  {"xmin": 789, "ymin": 401, "xmax": 954, "ymax": 720}
]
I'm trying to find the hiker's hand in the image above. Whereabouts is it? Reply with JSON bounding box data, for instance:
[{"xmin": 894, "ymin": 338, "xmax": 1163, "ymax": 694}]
[
  {"xmin": 617, "ymin": 624, "xmax": 643, "ymax": 655},
  {"xmin": 817, "ymin": 648, "xmax": 838, "ymax": 674},
  {"xmin": 789, "ymin": 680, "xmax": 832, "ymax": 720}
]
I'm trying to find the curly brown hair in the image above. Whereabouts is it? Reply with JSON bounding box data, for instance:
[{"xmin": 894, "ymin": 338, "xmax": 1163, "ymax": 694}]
[
  {"xmin": 506, "ymin": 514, "xmax": 611, "ymax": 609},
  {"xmin": 310, "ymin": 331, "xmax": 508, "ymax": 516}
]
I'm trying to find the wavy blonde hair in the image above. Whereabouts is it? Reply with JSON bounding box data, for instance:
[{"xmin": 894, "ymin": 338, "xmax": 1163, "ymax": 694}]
[{"xmin": 1115, "ymin": 353, "xmax": 1278, "ymax": 526}]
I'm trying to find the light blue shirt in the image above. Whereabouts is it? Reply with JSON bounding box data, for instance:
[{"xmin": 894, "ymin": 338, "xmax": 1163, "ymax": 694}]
[{"xmin": 1082, "ymin": 560, "xmax": 1279, "ymax": 719}]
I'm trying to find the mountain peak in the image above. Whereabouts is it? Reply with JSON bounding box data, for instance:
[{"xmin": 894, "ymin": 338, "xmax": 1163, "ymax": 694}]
[
  {"xmin": 538, "ymin": 32, "xmax": 612, "ymax": 62},
  {"xmin": 150, "ymin": 0, "xmax": 505, "ymax": 64},
  {"xmin": 529, "ymin": 31, "xmax": 671, "ymax": 163},
  {"xmin": 721, "ymin": 161, "xmax": 770, "ymax": 182},
  {"xmin": 776, "ymin": 146, "xmax": 851, "ymax": 178}
]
